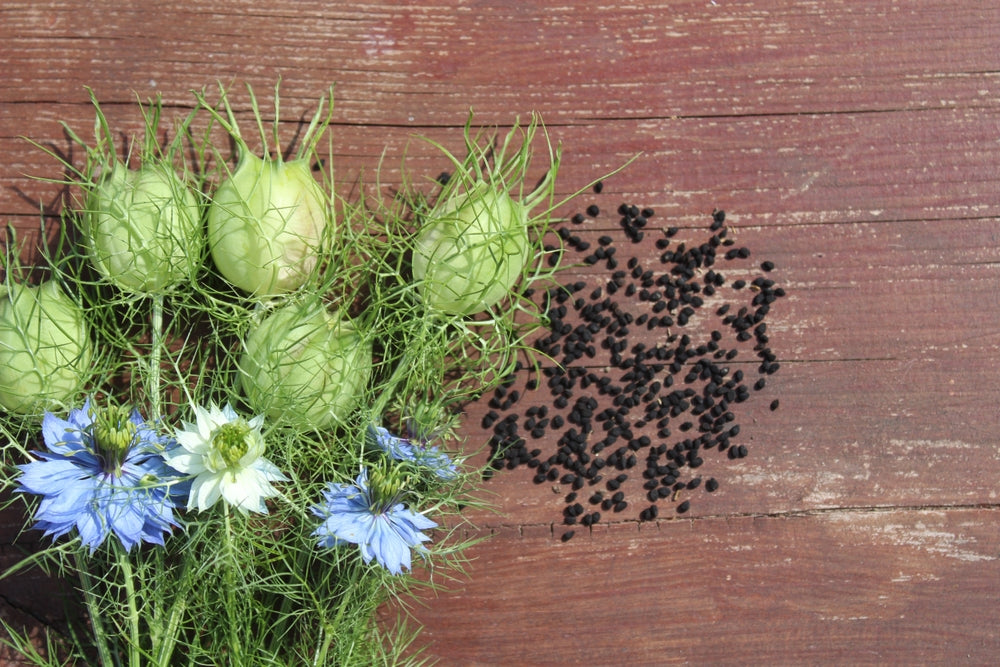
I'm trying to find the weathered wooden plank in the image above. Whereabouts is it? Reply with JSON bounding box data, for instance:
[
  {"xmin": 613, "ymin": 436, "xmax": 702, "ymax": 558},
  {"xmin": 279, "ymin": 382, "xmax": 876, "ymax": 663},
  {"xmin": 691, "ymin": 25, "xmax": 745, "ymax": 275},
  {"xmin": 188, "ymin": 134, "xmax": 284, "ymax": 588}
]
[
  {"xmin": 384, "ymin": 508, "xmax": 1000, "ymax": 664},
  {"xmin": 3, "ymin": 1, "xmax": 1000, "ymax": 123},
  {"xmin": 3, "ymin": 106, "xmax": 999, "ymax": 230}
]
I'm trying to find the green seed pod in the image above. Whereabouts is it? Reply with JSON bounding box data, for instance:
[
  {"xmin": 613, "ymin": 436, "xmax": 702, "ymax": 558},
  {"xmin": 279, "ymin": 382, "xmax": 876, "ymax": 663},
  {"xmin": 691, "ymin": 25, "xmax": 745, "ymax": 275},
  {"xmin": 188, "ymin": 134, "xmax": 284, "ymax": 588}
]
[
  {"xmin": 412, "ymin": 184, "xmax": 529, "ymax": 316},
  {"xmin": 0, "ymin": 281, "xmax": 92, "ymax": 414},
  {"xmin": 208, "ymin": 154, "xmax": 329, "ymax": 297},
  {"xmin": 84, "ymin": 163, "xmax": 201, "ymax": 294},
  {"xmin": 239, "ymin": 300, "xmax": 371, "ymax": 429}
]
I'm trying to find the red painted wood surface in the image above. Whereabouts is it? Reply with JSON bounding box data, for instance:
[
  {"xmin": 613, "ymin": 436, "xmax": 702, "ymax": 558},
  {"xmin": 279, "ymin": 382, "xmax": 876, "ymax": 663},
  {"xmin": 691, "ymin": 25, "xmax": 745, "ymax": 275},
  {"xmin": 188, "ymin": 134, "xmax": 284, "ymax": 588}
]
[{"xmin": 2, "ymin": 1, "xmax": 999, "ymax": 664}]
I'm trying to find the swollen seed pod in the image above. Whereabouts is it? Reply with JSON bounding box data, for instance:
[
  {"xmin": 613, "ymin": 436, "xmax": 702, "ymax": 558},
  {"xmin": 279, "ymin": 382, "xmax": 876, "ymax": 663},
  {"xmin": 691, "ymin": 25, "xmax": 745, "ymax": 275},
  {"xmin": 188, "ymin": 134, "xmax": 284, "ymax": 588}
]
[
  {"xmin": 0, "ymin": 281, "xmax": 92, "ymax": 414},
  {"xmin": 412, "ymin": 183, "xmax": 530, "ymax": 316},
  {"xmin": 84, "ymin": 163, "xmax": 201, "ymax": 294},
  {"xmin": 208, "ymin": 154, "xmax": 329, "ymax": 296},
  {"xmin": 239, "ymin": 300, "xmax": 371, "ymax": 429}
]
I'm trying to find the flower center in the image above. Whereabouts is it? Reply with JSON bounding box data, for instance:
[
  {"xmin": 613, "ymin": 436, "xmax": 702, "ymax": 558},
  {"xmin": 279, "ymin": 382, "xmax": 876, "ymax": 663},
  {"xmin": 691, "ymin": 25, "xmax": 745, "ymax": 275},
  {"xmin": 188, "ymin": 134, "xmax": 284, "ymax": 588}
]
[
  {"xmin": 91, "ymin": 404, "xmax": 136, "ymax": 473},
  {"xmin": 212, "ymin": 420, "xmax": 251, "ymax": 468},
  {"xmin": 367, "ymin": 467, "xmax": 405, "ymax": 514}
]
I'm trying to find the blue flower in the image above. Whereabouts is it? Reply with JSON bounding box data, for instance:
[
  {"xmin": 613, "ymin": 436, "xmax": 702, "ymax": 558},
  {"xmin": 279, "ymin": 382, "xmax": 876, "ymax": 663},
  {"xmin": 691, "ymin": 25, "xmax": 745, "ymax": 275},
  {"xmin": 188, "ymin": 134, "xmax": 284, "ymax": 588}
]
[
  {"xmin": 311, "ymin": 468, "xmax": 438, "ymax": 575},
  {"xmin": 16, "ymin": 399, "xmax": 187, "ymax": 553},
  {"xmin": 368, "ymin": 424, "xmax": 458, "ymax": 480}
]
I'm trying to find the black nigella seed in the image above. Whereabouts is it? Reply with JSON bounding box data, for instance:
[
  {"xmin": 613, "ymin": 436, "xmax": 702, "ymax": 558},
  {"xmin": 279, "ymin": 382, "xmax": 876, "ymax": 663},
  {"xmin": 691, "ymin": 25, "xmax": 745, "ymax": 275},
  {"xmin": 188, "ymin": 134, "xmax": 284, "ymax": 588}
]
[
  {"xmin": 770, "ymin": 399, "xmax": 780, "ymax": 411},
  {"xmin": 486, "ymin": 207, "xmax": 782, "ymax": 536},
  {"xmin": 593, "ymin": 180, "xmax": 604, "ymax": 194},
  {"xmin": 561, "ymin": 530, "xmax": 575, "ymax": 542},
  {"xmin": 586, "ymin": 204, "xmax": 600, "ymax": 217},
  {"xmin": 761, "ymin": 260, "xmax": 774, "ymax": 272}
]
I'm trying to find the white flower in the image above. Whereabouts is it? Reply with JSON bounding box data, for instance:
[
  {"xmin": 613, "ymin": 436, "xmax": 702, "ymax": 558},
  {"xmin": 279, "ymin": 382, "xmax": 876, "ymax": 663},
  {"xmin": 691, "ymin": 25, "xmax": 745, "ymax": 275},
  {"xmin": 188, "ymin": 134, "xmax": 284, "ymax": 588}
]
[{"xmin": 165, "ymin": 403, "xmax": 287, "ymax": 514}]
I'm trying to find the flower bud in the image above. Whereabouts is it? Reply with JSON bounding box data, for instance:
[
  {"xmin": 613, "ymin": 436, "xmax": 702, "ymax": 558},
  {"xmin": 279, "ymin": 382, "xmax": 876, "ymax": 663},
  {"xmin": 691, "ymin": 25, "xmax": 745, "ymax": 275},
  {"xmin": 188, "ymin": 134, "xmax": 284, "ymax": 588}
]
[
  {"xmin": 84, "ymin": 163, "xmax": 201, "ymax": 294},
  {"xmin": 239, "ymin": 300, "xmax": 371, "ymax": 429},
  {"xmin": 412, "ymin": 183, "xmax": 529, "ymax": 315},
  {"xmin": 208, "ymin": 155, "xmax": 329, "ymax": 296},
  {"xmin": 0, "ymin": 281, "xmax": 92, "ymax": 414}
]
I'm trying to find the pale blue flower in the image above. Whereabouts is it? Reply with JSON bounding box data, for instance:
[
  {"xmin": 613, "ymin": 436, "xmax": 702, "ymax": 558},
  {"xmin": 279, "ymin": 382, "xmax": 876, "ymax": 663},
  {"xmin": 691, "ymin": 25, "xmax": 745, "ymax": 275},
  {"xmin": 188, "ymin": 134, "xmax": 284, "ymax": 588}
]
[
  {"xmin": 16, "ymin": 399, "xmax": 186, "ymax": 553},
  {"xmin": 164, "ymin": 402, "xmax": 287, "ymax": 514},
  {"xmin": 368, "ymin": 424, "xmax": 458, "ymax": 480},
  {"xmin": 311, "ymin": 468, "xmax": 437, "ymax": 575}
]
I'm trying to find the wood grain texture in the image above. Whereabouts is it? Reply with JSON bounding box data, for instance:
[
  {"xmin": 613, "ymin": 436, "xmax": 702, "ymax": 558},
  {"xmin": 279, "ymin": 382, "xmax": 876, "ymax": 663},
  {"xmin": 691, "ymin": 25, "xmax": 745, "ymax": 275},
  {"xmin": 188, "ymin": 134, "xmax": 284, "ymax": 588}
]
[
  {"xmin": 2, "ymin": 0, "xmax": 999, "ymax": 664},
  {"xmin": 384, "ymin": 509, "xmax": 1000, "ymax": 665}
]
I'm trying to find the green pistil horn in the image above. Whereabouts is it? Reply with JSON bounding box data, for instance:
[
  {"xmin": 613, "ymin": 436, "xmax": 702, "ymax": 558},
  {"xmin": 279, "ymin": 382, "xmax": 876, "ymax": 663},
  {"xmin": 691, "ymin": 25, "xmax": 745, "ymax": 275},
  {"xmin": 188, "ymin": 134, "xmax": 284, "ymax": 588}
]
[{"xmin": 91, "ymin": 404, "xmax": 137, "ymax": 472}]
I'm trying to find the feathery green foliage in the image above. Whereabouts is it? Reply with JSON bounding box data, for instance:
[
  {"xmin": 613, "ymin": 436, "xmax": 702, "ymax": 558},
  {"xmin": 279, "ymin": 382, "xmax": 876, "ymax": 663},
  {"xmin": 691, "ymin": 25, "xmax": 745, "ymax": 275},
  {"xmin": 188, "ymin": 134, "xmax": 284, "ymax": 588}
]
[{"xmin": 0, "ymin": 83, "xmax": 598, "ymax": 665}]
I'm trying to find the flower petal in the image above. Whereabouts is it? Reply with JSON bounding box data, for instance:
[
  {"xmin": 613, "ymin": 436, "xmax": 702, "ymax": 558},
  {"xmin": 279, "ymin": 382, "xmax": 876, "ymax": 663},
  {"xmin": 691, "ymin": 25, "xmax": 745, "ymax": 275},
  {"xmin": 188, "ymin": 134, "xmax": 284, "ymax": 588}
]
[{"xmin": 190, "ymin": 473, "xmax": 223, "ymax": 512}]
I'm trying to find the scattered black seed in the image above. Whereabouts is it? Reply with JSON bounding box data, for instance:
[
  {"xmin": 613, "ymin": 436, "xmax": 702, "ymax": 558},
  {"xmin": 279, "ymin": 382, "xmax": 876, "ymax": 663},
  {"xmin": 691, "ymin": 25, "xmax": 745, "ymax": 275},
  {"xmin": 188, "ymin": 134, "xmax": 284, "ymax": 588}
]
[
  {"xmin": 593, "ymin": 181, "xmax": 604, "ymax": 194},
  {"xmin": 484, "ymin": 205, "xmax": 784, "ymax": 529},
  {"xmin": 561, "ymin": 530, "xmax": 575, "ymax": 542},
  {"xmin": 770, "ymin": 399, "xmax": 780, "ymax": 411}
]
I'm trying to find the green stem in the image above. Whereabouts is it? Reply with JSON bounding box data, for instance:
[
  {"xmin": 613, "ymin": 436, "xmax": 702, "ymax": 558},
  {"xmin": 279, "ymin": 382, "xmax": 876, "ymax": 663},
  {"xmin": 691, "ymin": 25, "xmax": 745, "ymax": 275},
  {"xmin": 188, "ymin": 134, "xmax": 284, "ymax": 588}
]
[
  {"xmin": 149, "ymin": 294, "xmax": 164, "ymax": 421},
  {"xmin": 370, "ymin": 311, "xmax": 437, "ymax": 420},
  {"xmin": 312, "ymin": 563, "xmax": 360, "ymax": 666},
  {"xmin": 223, "ymin": 506, "xmax": 244, "ymax": 665},
  {"xmin": 115, "ymin": 543, "xmax": 142, "ymax": 667},
  {"xmin": 75, "ymin": 552, "xmax": 114, "ymax": 667},
  {"xmin": 153, "ymin": 546, "xmax": 194, "ymax": 666}
]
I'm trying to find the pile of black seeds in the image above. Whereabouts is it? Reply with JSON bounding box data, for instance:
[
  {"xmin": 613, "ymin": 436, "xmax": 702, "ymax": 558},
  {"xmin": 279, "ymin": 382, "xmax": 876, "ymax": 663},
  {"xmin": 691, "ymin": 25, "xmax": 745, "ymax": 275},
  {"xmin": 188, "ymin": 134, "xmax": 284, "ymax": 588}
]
[{"xmin": 482, "ymin": 192, "xmax": 785, "ymax": 541}]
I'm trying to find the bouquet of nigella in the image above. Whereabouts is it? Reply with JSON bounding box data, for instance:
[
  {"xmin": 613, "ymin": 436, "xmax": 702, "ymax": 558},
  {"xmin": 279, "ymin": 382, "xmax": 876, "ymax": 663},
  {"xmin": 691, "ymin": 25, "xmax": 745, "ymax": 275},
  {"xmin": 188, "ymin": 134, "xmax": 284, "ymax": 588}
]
[{"xmin": 0, "ymin": 83, "xmax": 591, "ymax": 665}]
